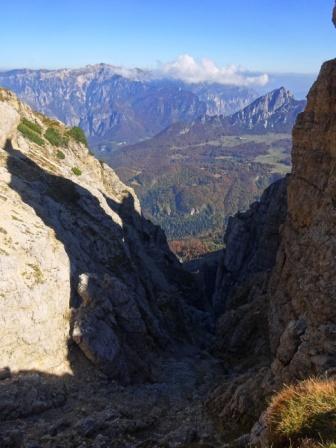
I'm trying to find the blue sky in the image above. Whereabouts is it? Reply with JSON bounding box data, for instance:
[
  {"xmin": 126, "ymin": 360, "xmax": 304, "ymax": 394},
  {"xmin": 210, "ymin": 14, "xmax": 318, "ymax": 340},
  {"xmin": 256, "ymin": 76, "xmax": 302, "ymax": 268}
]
[{"xmin": 1, "ymin": 0, "xmax": 334, "ymax": 74}]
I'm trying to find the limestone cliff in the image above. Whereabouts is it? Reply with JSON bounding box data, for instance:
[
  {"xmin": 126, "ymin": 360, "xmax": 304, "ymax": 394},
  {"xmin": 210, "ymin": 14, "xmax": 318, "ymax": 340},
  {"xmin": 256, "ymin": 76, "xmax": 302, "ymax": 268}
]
[
  {"xmin": 213, "ymin": 177, "xmax": 287, "ymax": 365},
  {"xmin": 211, "ymin": 58, "xmax": 336, "ymax": 440},
  {"xmin": 208, "ymin": 178, "xmax": 288, "ymax": 435},
  {"xmin": 0, "ymin": 88, "xmax": 207, "ymax": 383},
  {"xmin": 268, "ymin": 59, "xmax": 336, "ymax": 383}
]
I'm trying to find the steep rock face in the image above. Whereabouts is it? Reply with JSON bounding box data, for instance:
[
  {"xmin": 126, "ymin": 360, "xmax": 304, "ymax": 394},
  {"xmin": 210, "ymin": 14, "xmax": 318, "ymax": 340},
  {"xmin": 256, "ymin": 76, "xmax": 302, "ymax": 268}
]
[
  {"xmin": 210, "ymin": 59, "xmax": 336, "ymax": 438},
  {"xmin": 213, "ymin": 177, "xmax": 288, "ymax": 316},
  {"xmin": 0, "ymin": 98, "xmax": 71, "ymax": 374},
  {"xmin": 268, "ymin": 59, "xmax": 336, "ymax": 383},
  {"xmin": 207, "ymin": 179, "xmax": 287, "ymax": 434},
  {"xmin": 0, "ymin": 88, "xmax": 206, "ymax": 383}
]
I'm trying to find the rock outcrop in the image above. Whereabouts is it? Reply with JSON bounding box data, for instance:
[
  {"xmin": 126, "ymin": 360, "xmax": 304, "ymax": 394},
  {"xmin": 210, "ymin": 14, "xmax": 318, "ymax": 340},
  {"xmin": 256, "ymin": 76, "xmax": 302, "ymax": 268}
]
[
  {"xmin": 0, "ymin": 88, "xmax": 208, "ymax": 383},
  {"xmin": 207, "ymin": 178, "xmax": 288, "ymax": 435},
  {"xmin": 213, "ymin": 176, "xmax": 287, "ymax": 363},
  {"xmin": 211, "ymin": 58, "xmax": 336, "ymax": 441},
  {"xmin": 268, "ymin": 59, "xmax": 336, "ymax": 383},
  {"xmin": 213, "ymin": 177, "xmax": 288, "ymax": 315}
]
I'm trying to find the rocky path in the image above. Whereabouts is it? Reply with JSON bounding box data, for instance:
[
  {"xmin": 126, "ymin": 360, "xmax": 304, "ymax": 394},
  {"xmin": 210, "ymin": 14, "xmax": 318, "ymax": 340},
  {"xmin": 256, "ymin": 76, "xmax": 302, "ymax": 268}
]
[{"xmin": 0, "ymin": 346, "xmax": 226, "ymax": 448}]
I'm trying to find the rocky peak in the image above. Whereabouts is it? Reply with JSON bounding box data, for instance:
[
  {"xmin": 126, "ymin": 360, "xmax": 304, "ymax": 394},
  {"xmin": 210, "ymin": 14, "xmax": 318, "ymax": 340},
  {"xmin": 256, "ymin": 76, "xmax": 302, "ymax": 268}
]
[
  {"xmin": 229, "ymin": 87, "xmax": 305, "ymax": 132},
  {"xmin": 243, "ymin": 87, "xmax": 294, "ymax": 114},
  {"xmin": 262, "ymin": 86, "xmax": 294, "ymax": 108}
]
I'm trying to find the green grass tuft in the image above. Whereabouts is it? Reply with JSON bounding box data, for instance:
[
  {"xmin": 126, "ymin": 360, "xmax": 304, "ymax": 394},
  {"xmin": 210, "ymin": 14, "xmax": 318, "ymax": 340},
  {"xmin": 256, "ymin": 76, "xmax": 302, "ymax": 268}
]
[
  {"xmin": 39, "ymin": 115, "xmax": 61, "ymax": 128},
  {"xmin": 266, "ymin": 378, "xmax": 336, "ymax": 447},
  {"xmin": 20, "ymin": 118, "xmax": 42, "ymax": 135},
  {"xmin": 71, "ymin": 166, "xmax": 82, "ymax": 176},
  {"xmin": 56, "ymin": 150, "xmax": 65, "ymax": 160},
  {"xmin": 44, "ymin": 127, "xmax": 65, "ymax": 147},
  {"xmin": 18, "ymin": 121, "xmax": 45, "ymax": 147},
  {"xmin": 66, "ymin": 126, "xmax": 88, "ymax": 146}
]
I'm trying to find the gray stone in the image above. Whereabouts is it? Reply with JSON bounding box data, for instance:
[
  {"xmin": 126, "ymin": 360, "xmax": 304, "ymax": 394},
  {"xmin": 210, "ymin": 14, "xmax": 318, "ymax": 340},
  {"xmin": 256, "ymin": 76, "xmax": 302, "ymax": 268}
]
[{"xmin": 0, "ymin": 367, "xmax": 11, "ymax": 381}]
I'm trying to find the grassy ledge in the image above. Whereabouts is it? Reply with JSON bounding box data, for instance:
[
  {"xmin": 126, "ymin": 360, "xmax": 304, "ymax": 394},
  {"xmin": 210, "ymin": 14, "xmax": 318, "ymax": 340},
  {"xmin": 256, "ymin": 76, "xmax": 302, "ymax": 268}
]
[
  {"xmin": 20, "ymin": 117, "xmax": 42, "ymax": 135},
  {"xmin": 66, "ymin": 126, "xmax": 88, "ymax": 147},
  {"xmin": 18, "ymin": 119, "xmax": 45, "ymax": 146},
  {"xmin": 266, "ymin": 378, "xmax": 336, "ymax": 448},
  {"xmin": 45, "ymin": 127, "xmax": 68, "ymax": 147}
]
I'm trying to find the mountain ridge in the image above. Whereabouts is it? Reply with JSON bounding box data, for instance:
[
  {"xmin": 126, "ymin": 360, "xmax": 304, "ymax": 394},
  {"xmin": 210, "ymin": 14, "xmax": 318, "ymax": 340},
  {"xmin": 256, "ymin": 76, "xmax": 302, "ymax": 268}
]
[
  {"xmin": 0, "ymin": 65, "xmax": 259, "ymax": 148},
  {"xmin": 229, "ymin": 86, "xmax": 306, "ymax": 132},
  {"xmin": 123, "ymin": 87, "xmax": 305, "ymax": 150}
]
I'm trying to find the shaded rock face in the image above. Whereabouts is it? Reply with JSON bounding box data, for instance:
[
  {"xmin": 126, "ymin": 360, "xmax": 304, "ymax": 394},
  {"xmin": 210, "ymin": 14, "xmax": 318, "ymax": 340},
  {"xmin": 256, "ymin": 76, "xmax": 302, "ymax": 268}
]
[
  {"xmin": 0, "ymin": 89, "xmax": 207, "ymax": 383},
  {"xmin": 0, "ymin": 374, "xmax": 67, "ymax": 421},
  {"xmin": 213, "ymin": 177, "xmax": 288, "ymax": 315},
  {"xmin": 211, "ymin": 59, "xmax": 336, "ymax": 437},
  {"xmin": 268, "ymin": 59, "xmax": 336, "ymax": 384},
  {"xmin": 205, "ymin": 178, "xmax": 288, "ymax": 435}
]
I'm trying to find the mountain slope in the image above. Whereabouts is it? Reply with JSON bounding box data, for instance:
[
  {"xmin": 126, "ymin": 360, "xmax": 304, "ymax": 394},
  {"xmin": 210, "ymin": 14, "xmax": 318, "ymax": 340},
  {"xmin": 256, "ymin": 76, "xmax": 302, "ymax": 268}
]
[
  {"xmin": 229, "ymin": 87, "xmax": 306, "ymax": 133},
  {"xmin": 0, "ymin": 87, "xmax": 208, "ymax": 384},
  {"xmin": 113, "ymin": 88, "xmax": 304, "ymax": 152},
  {"xmin": 189, "ymin": 82, "xmax": 258, "ymax": 116},
  {"xmin": 0, "ymin": 65, "xmax": 259, "ymax": 148},
  {"xmin": 0, "ymin": 66, "xmax": 206, "ymax": 146},
  {"xmin": 153, "ymin": 87, "xmax": 305, "ymax": 147}
]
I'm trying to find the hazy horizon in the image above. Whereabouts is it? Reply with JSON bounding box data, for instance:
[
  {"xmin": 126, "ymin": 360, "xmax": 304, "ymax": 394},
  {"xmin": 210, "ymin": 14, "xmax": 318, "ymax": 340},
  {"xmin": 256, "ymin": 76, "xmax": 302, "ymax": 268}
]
[
  {"xmin": 1, "ymin": 0, "xmax": 334, "ymax": 82},
  {"xmin": 0, "ymin": 62, "xmax": 318, "ymax": 99}
]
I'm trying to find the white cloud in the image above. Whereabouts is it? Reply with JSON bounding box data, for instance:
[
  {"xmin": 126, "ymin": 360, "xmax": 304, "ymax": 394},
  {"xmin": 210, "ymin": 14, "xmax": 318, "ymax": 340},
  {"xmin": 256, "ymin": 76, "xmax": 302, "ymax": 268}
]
[{"xmin": 157, "ymin": 54, "xmax": 269, "ymax": 87}]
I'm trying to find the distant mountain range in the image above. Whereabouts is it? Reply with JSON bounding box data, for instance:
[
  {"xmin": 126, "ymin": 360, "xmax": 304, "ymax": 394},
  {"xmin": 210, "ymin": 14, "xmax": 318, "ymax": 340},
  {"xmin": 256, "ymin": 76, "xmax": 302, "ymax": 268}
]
[
  {"xmin": 105, "ymin": 88, "xmax": 305, "ymax": 248},
  {"xmin": 133, "ymin": 87, "xmax": 305, "ymax": 149},
  {"xmin": 0, "ymin": 64, "xmax": 259, "ymax": 148}
]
